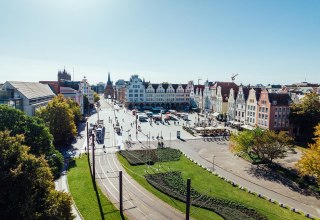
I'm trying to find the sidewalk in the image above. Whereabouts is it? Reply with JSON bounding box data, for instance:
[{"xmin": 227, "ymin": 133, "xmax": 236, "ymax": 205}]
[{"xmin": 54, "ymin": 160, "xmax": 83, "ymax": 220}]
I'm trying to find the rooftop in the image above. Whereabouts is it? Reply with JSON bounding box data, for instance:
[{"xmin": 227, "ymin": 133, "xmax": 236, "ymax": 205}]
[{"xmin": 7, "ymin": 81, "xmax": 55, "ymax": 100}]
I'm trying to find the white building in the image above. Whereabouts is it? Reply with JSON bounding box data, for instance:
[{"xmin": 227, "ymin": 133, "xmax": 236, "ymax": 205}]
[
  {"xmin": 245, "ymin": 88, "xmax": 261, "ymax": 127},
  {"xmin": 60, "ymin": 86, "xmax": 84, "ymax": 114},
  {"xmin": 79, "ymin": 77, "xmax": 94, "ymax": 104},
  {"xmin": 234, "ymin": 86, "xmax": 250, "ymax": 124},
  {"xmin": 125, "ymin": 75, "xmax": 192, "ymax": 110},
  {"xmin": 227, "ymin": 88, "xmax": 237, "ymax": 121},
  {"xmin": 1, "ymin": 81, "xmax": 55, "ymax": 116}
]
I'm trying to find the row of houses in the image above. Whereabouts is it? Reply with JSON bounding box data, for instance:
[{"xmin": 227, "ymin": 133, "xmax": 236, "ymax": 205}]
[{"xmin": 111, "ymin": 75, "xmax": 318, "ymax": 132}]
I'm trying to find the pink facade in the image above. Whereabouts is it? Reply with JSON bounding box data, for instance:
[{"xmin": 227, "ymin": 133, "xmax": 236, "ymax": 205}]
[{"xmin": 257, "ymin": 89, "xmax": 291, "ymax": 131}]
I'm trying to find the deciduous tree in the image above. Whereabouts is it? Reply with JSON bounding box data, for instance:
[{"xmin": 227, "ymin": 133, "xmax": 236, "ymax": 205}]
[
  {"xmin": 0, "ymin": 131, "xmax": 74, "ymax": 220},
  {"xmin": 94, "ymin": 92, "xmax": 100, "ymax": 103},
  {"xmin": 252, "ymin": 130, "xmax": 293, "ymax": 163},
  {"xmin": 37, "ymin": 95, "xmax": 77, "ymax": 146},
  {"xmin": 296, "ymin": 123, "xmax": 320, "ymax": 183},
  {"xmin": 0, "ymin": 105, "xmax": 63, "ymax": 178},
  {"xmin": 290, "ymin": 93, "xmax": 320, "ymax": 144}
]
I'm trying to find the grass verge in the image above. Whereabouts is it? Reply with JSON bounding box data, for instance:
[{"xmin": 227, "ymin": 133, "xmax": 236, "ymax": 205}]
[
  {"xmin": 118, "ymin": 153, "xmax": 310, "ymax": 220},
  {"xmin": 68, "ymin": 155, "xmax": 125, "ymax": 220}
]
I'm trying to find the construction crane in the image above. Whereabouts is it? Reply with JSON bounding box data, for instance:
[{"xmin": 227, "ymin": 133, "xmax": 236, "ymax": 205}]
[{"xmin": 231, "ymin": 73, "xmax": 238, "ymax": 82}]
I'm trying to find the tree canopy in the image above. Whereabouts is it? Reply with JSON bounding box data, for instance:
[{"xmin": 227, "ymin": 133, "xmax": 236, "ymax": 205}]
[
  {"xmin": 94, "ymin": 92, "xmax": 100, "ymax": 103},
  {"xmin": 290, "ymin": 93, "xmax": 320, "ymax": 145},
  {"xmin": 37, "ymin": 95, "xmax": 77, "ymax": 147},
  {"xmin": 296, "ymin": 123, "xmax": 320, "ymax": 184},
  {"xmin": 0, "ymin": 130, "xmax": 74, "ymax": 220},
  {"xmin": 66, "ymin": 97, "xmax": 83, "ymax": 127},
  {"xmin": 230, "ymin": 128, "xmax": 293, "ymax": 164},
  {"xmin": 0, "ymin": 105, "xmax": 63, "ymax": 178}
]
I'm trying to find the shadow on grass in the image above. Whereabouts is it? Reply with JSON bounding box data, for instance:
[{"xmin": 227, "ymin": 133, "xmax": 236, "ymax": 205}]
[
  {"xmin": 247, "ymin": 164, "xmax": 320, "ymax": 198},
  {"xmin": 86, "ymin": 155, "xmax": 106, "ymax": 220}
]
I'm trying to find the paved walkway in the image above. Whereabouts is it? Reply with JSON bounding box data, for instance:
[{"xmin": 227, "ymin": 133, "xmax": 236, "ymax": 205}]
[
  {"xmin": 161, "ymin": 139, "xmax": 320, "ymax": 218},
  {"xmin": 54, "ymin": 160, "xmax": 83, "ymax": 220}
]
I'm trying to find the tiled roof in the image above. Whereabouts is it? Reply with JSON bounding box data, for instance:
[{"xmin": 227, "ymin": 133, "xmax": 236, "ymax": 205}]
[
  {"xmin": 268, "ymin": 93, "xmax": 292, "ymax": 106},
  {"xmin": 216, "ymin": 82, "xmax": 238, "ymax": 102},
  {"xmin": 193, "ymin": 85, "xmax": 204, "ymax": 92},
  {"xmin": 8, "ymin": 81, "xmax": 55, "ymax": 100}
]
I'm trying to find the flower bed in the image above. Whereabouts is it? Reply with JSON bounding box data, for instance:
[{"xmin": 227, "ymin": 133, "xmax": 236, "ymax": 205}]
[
  {"xmin": 119, "ymin": 148, "xmax": 181, "ymax": 166},
  {"xmin": 145, "ymin": 171, "xmax": 267, "ymax": 220}
]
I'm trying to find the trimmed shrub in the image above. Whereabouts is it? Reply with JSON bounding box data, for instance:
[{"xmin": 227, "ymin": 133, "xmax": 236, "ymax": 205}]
[{"xmin": 119, "ymin": 148, "xmax": 181, "ymax": 165}]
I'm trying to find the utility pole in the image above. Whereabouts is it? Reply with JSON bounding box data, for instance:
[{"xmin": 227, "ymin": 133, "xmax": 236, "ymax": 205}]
[
  {"xmin": 86, "ymin": 122, "xmax": 89, "ymax": 154},
  {"xmin": 186, "ymin": 178, "xmax": 191, "ymax": 220},
  {"xmin": 119, "ymin": 171, "xmax": 123, "ymax": 215},
  {"xmin": 92, "ymin": 134, "xmax": 95, "ymax": 181},
  {"xmin": 212, "ymin": 155, "xmax": 215, "ymax": 172},
  {"xmin": 135, "ymin": 114, "xmax": 138, "ymax": 139}
]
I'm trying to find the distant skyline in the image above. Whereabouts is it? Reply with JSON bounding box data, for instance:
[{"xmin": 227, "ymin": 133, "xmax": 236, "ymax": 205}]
[{"xmin": 0, "ymin": 0, "xmax": 319, "ymax": 85}]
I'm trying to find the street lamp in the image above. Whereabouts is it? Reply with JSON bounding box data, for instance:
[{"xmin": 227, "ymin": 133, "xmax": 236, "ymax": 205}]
[{"xmin": 212, "ymin": 154, "xmax": 216, "ymax": 172}]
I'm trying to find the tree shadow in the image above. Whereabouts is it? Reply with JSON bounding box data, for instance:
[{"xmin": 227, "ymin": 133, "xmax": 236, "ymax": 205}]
[{"xmin": 247, "ymin": 164, "xmax": 320, "ymax": 198}]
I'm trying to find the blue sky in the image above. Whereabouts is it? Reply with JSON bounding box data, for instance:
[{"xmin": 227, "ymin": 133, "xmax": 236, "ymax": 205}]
[{"xmin": 0, "ymin": 0, "xmax": 319, "ymax": 85}]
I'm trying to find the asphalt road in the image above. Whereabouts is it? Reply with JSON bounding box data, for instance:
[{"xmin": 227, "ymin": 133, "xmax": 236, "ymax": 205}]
[{"xmin": 91, "ymin": 99, "xmax": 186, "ymax": 220}]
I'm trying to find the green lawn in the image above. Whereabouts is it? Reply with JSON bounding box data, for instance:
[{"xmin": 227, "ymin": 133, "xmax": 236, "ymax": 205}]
[
  {"xmin": 118, "ymin": 153, "xmax": 310, "ymax": 220},
  {"xmin": 68, "ymin": 156, "xmax": 125, "ymax": 220}
]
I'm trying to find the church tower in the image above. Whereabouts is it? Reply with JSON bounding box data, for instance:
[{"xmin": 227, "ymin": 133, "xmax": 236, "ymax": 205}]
[{"xmin": 104, "ymin": 72, "xmax": 115, "ymax": 99}]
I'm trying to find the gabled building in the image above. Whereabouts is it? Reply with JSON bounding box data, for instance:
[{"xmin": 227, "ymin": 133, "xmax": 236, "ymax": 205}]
[
  {"xmin": 190, "ymin": 84, "xmax": 204, "ymax": 111},
  {"xmin": 227, "ymin": 88, "xmax": 238, "ymax": 121},
  {"xmin": 79, "ymin": 77, "xmax": 94, "ymax": 105},
  {"xmin": 125, "ymin": 74, "xmax": 192, "ymax": 110},
  {"xmin": 234, "ymin": 85, "xmax": 250, "ymax": 124},
  {"xmin": 1, "ymin": 81, "xmax": 55, "ymax": 116},
  {"xmin": 211, "ymin": 82, "xmax": 238, "ymax": 113},
  {"xmin": 257, "ymin": 89, "xmax": 292, "ymax": 131},
  {"xmin": 245, "ymin": 88, "xmax": 261, "ymax": 127}
]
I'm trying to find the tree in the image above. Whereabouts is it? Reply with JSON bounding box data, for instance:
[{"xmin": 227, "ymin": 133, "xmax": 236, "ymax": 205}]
[
  {"xmin": 0, "ymin": 131, "xmax": 74, "ymax": 219},
  {"xmin": 94, "ymin": 92, "xmax": 100, "ymax": 103},
  {"xmin": 230, "ymin": 128, "xmax": 264, "ymax": 160},
  {"xmin": 37, "ymin": 95, "xmax": 77, "ymax": 146},
  {"xmin": 0, "ymin": 105, "xmax": 63, "ymax": 178},
  {"xmin": 290, "ymin": 93, "xmax": 320, "ymax": 145},
  {"xmin": 66, "ymin": 98, "xmax": 83, "ymax": 127},
  {"xmin": 252, "ymin": 130, "xmax": 293, "ymax": 163},
  {"xmin": 230, "ymin": 128, "xmax": 292, "ymax": 163},
  {"xmin": 296, "ymin": 123, "xmax": 320, "ymax": 183},
  {"xmin": 83, "ymin": 95, "xmax": 89, "ymax": 114}
]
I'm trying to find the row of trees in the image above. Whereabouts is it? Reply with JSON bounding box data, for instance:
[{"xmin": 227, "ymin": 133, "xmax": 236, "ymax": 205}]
[
  {"xmin": 290, "ymin": 92, "xmax": 320, "ymax": 145},
  {"xmin": 0, "ymin": 105, "xmax": 63, "ymax": 178},
  {"xmin": 0, "ymin": 130, "xmax": 74, "ymax": 219},
  {"xmin": 230, "ymin": 128, "xmax": 293, "ymax": 164}
]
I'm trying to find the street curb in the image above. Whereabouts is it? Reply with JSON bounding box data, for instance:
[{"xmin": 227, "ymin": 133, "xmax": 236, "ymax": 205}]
[
  {"xmin": 181, "ymin": 151, "xmax": 317, "ymax": 219},
  {"xmin": 66, "ymin": 160, "xmax": 85, "ymax": 220}
]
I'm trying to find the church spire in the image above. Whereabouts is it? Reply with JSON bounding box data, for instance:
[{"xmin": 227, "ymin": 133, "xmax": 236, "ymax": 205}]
[{"xmin": 107, "ymin": 72, "xmax": 111, "ymax": 83}]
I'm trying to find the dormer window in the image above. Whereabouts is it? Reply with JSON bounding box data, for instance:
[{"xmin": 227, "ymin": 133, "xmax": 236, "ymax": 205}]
[{"xmin": 272, "ymin": 100, "xmax": 277, "ymax": 105}]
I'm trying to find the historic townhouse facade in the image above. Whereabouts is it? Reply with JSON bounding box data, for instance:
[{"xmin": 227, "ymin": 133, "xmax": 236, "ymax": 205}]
[
  {"xmin": 234, "ymin": 86, "xmax": 249, "ymax": 123},
  {"xmin": 190, "ymin": 84, "xmax": 204, "ymax": 111},
  {"xmin": 211, "ymin": 82, "xmax": 238, "ymax": 114},
  {"xmin": 227, "ymin": 88, "xmax": 237, "ymax": 121},
  {"xmin": 257, "ymin": 89, "xmax": 292, "ymax": 131},
  {"xmin": 245, "ymin": 88, "xmax": 261, "ymax": 127},
  {"xmin": 125, "ymin": 75, "xmax": 192, "ymax": 109},
  {"xmin": 79, "ymin": 77, "xmax": 94, "ymax": 104}
]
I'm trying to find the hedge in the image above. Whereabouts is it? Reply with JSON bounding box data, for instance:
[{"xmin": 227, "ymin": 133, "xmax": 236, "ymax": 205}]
[{"xmin": 119, "ymin": 148, "xmax": 181, "ymax": 165}]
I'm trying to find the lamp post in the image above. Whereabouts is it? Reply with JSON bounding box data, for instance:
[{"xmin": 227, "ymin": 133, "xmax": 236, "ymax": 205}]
[{"xmin": 212, "ymin": 154, "xmax": 215, "ymax": 172}]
